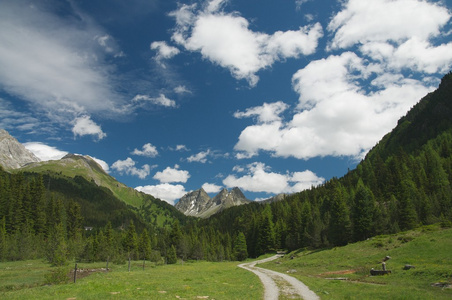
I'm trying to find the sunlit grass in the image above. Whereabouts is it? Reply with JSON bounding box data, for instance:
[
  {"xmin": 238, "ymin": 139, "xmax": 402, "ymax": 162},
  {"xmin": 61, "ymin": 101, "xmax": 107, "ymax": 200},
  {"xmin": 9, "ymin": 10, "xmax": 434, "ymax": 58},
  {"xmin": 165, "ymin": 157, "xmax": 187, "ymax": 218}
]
[
  {"xmin": 262, "ymin": 224, "xmax": 452, "ymax": 299},
  {"xmin": 0, "ymin": 259, "xmax": 262, "ymax": 299}
]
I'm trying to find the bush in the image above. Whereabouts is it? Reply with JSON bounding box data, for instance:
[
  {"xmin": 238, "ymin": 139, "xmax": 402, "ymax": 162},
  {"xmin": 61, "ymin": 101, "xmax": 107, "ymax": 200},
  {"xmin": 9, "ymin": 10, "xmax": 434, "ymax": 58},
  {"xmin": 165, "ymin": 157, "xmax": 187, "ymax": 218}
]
[{"xmin": 44, "ymin": 267, "xmax": 69, "ymax": 285}]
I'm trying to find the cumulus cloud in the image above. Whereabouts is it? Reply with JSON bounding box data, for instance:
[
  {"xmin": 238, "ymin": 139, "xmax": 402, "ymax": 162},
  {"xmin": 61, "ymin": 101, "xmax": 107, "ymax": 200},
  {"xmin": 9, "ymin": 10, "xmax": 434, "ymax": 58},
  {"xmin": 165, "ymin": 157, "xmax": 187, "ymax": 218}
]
[
  {"xmin": 72, "ymin": 115, "xmax": 107, "ymax": 140},
  {"xmin": 153, "ymin": 165, "xmax": 190, "ymax": 183},
  {"xmin": 234, "ymin": 101, "xmax": 289, "ymax": 123},
  {"xmin": 328, "ymin": 0, "xmax": 452, "ymax": 74},
  {"xmin": 187, "ymin": 149, "xmax": 211, "ymax": 163},
  {"xmin": 223, "ymin": 162, "xmax": 324, "ymax": 194},
  {"xmin": 328, "ymin": 0, "xmax": 450, "ymax": 50},
  {"xmin": 233, "ymin": 0, "xmax": 452, "ymax": 160},
  {"xmin": 150, "ymin": 41, "xmax": 180, "ymax": 67},
  {"xmin": 136, "ymin": 183, "xmax": 187, "ymax": 205},
  {"xmin": 235, "ymin": 53, "xmax": 433, "ymax": 159},
  {"xmin": 169, "ymin": 0, "xmax": 323, "ymax": 86},
  {"xmin": 132, "ymin": 143, "xmax": 159, "ymax": 157},
  {"xmin": 24, "ymin": 142, "xmax": 67, "ymax": 161},
  {"xmin": 111, "ymin": 157, "xmax": 150, "ymax": 179},
  {"xmin": 132, "ymin": 94, "xmax": 177, "ymax": 108},
  {"xmin": 202, "ymin": 182, "xmax": 222, "ymax": 193}
]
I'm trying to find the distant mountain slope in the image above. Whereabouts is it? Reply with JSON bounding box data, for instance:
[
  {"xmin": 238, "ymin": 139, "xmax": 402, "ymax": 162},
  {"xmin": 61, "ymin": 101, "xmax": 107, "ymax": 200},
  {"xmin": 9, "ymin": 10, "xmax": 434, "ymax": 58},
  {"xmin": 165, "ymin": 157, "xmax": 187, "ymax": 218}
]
[
  {"xmin": 201, "ymin": 72, "xmax": 452, "ymax": 256},
  {"xmin": 21, "ymin": 153, "xmax": 145, "ymax": 208},
  {"xmin": 0, "ymin": 130, "xmax": 188, "ymax": 229},
  {"xmin": 0, "ymin": 129, "xmax": 40, "ymax": 169},
  {"xmin": 368, "ymin": 71, "xmax": 452, "ymax": 160},
  {"xmin": 175, "ymin": 187, "xmax": 251, "ymax": 218}
]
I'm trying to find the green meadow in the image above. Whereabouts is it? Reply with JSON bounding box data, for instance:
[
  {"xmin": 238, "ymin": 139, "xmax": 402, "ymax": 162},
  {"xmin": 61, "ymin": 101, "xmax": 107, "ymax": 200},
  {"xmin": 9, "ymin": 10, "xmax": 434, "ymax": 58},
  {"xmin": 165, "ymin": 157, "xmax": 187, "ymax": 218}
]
[
  {"xmin": 0, "ymin": 259, "xmax": 263, "ymax": 299},
  {"xmin": 261, "ymin": 224, "xmax": 452, "ymax": 299},
  {"xmin": 1, "ymin": 225, "xmax": 451, "ymax": 299}
]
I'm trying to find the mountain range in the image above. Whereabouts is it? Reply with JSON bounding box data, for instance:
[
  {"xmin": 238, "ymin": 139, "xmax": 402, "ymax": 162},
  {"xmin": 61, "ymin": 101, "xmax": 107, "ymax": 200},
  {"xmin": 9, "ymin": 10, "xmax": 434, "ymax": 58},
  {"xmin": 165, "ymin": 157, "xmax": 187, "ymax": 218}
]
[
  {"xmin": 175, "ymin": 187, "xmax": 251, "ymax": 218},
  {"xmin": 0, "ymin": 129, "xmax": 277, "ymax": 219}
]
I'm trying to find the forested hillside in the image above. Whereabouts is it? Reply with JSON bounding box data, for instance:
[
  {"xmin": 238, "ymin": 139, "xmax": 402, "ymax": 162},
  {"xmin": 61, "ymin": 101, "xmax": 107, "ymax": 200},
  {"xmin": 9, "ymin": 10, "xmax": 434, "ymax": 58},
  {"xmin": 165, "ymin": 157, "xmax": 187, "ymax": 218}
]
[
  {"xmin": 0, "ymin": 72, "xmax": 451, "ymax": 264},
  {"xmin": 201, "ymin": 72, "xmax": 452, "ymax": 257}
]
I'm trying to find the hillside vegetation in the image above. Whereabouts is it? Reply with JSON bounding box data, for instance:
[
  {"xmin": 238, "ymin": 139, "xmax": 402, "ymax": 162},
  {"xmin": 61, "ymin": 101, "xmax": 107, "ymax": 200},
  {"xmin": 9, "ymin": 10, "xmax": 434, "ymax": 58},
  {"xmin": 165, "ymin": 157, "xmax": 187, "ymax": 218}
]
[
  {"xmin": 262, "ymin": 224, "xmax": 452, "ymax": 299},
  {"xmin": 202, "ymin": 72, "xmax": 452, "ymax": 257}
]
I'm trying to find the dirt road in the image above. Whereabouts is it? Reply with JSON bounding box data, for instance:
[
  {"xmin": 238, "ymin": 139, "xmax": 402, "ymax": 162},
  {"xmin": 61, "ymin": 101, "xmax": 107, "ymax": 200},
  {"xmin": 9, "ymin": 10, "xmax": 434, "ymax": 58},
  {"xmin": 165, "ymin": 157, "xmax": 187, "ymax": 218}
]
[{"xmin": 238, "ymin": 255, "xmax": 319, "ymax": 300}]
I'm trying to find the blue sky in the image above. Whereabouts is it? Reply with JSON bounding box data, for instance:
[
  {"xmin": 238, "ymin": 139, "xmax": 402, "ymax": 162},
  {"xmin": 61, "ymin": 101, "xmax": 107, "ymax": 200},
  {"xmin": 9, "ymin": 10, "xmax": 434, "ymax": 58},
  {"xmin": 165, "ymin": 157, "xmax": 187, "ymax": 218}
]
[{"xmin": 1, "ymin": 0, "xmax": 451, "ymax": 204}]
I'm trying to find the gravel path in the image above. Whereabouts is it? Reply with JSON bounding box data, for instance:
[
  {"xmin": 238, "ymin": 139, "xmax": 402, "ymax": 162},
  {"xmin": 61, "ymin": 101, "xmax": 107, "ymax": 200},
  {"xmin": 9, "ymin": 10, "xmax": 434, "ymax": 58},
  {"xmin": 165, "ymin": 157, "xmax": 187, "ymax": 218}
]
[{"xmin": 238, "ymin": 255, "xmax": 319, "ymax": 300}]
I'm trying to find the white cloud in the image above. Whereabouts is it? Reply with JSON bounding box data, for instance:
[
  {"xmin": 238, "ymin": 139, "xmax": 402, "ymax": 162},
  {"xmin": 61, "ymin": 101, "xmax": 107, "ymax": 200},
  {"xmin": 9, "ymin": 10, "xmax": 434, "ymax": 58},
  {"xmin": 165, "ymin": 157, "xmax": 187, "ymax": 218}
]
[
  {"xmin": 295, "ymin": 0, "xmax": 311, "ymax": 11},
  {"xmin": 88, "ymin": 156, "xmax": 110, "ymax": 173},
  {"xmin": 169, "ymin": 0, "xmax": 323, "ymax": 86},
  {"xmin": 327, "ymin": 0, "xmax": 452, "ymax": 74},
  {"xmin": 290, "ymin": 170, "xmax": 324, "ymax": 191},
  {"xmin": 174, "ymin": 85, "xmax": 192, "ymax": 94},
  {"xmin": 132, "ymin": 143, "xmax": 159, "ymax": 157},
  {"xmin": 72, "ymin": 115, "xmax": 107, "ymax": 140},
  {"xmin": 328, "ymin": 0, "xmax": 450, "ymax": 50},
  {"xmin": 24, "ymin": 142, "xmax": 67, "ymax": 161},
  {"xmin": 150, "ymin": 41, "xmax": 180, "ymax": 67},
  {"xmin": 111, "ymin": 157, "xmax": 150, "ymax": 179},
  {"xmin": 234, "ymin": 52, "xmax": 434, "ymax": 160},
  {"xmin": 234, "ymin": 101, "xmax": 289, "ymax": 123},
  {"xmin": 202, "ymin": 182, "xmax": 222, "ymax": 193},
  {"xmin": 153, "ymin": 165, "xmax": 190, "ymax": 183},
  {"xmin": 0, "ymin": 1, "xmax": 124, "ymax": 121},
  {"xmin": 135, "ymin": 183, "xmax": 187, "ymax": 205},
  {"xmin": 187, "ymin": 149, "xmax": 211, "ymax": 163},
  {"xmin": 223, "ymin": 162, "xmax": 324, "ymax": 194},
  {"xmin": 132, "ymin": 94, "xmax": 177, "ymax": 108},
  {"xmin": 175, "ymin": 145, "xmax": 189, "ymax": 151}
]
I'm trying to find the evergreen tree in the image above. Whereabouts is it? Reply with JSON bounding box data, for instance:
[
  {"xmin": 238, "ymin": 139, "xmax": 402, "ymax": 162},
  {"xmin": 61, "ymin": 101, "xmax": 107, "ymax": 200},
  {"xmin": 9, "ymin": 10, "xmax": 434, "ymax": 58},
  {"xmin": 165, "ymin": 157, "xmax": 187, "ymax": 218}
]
[
  {"xmin": 0, "ymin": 217, "xmax": 6, "ymax": 261},
  {"xmin": 328, "ymin": 185, "xmax": 351, "ymax": 246},
  {"xmin": 122, "ymin": 220, "xmax": 139, "ymax": 259},
  {"xmin": 138, "ymin": 228, "xmax": 152, "ymax": 260},
  {"xmin": 46, "ymin": 222, "xmax": 68, "ymax": 266},
  {"xmin": 167, "ymin": 245, "xmax": 177, "ymax": 264},
  {"xmin": 256, "ymin": 205, "xmax": 275, "ymax": 255},
  {"xmin": 352, "ymin": 180, "xmax": 375, "ymax": 241},
  {"xmin": 233, "ymin": 232, "xmax": 248, "ymax": 261}
]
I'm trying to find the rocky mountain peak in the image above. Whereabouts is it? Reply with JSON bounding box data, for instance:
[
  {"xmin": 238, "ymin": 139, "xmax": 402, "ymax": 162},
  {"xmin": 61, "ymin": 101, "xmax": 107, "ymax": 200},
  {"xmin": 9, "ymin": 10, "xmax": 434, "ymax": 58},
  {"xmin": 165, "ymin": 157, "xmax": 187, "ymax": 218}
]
[
  {"xmin": 176, "ymin": 187, "xmax": 251, "ymax": 218},
  {"xmin": 0, "ymin": 129, "xmax": 40, "ymax": 170}
]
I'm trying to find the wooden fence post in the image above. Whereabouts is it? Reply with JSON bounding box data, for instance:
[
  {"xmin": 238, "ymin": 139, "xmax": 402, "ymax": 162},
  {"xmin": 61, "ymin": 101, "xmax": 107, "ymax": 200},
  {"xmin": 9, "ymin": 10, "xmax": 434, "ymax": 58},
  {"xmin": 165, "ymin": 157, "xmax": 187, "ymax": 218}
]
[
  {"xmin": 73, "ymin": 263, "xmax": 77, "ymax": 283},
  {"xmin": 128, "ymin": 256, "xmax": 131, "ymax": 272}
]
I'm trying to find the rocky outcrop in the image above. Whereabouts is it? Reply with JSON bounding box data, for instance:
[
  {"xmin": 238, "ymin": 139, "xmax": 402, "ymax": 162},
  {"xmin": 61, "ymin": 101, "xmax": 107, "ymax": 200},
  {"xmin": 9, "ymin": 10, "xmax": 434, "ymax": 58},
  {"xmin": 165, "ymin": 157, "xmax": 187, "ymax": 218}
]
[
  {"xmin": 0, "ymin": 129, "xmax": 40, "ymax": 169},
  {"xmin": 175, "ymin": 188, "xmax": 211, "ymax": 217},
  {"xmin": 175, "ymin": 187, "xmax": 251, "ymax": 218}
]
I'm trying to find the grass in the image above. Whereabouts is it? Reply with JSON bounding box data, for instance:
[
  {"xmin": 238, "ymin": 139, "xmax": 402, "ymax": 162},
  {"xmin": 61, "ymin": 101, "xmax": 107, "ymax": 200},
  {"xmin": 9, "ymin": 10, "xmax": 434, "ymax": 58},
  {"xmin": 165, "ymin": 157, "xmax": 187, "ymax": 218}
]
[
  {"xmin": 1, "ymin": 226, "xmax": 451, "ymax": 299},
  {"xmin": 261, "ymin": 224, "xmax": 452, "ymax": 299},
  {"xmin": 0, "ymin": 259, "xmax": 263, "ymax": 299}
]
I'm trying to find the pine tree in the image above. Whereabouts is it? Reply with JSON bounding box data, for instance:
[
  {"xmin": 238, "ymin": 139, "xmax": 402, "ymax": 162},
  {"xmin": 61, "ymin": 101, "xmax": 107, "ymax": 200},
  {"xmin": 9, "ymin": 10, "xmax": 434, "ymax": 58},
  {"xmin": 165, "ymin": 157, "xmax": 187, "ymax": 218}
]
[
  {"xmin": 46, "ymin": 222, "xmax": 68, "ymax": 266},
  {"xmin": 167, "ymin": 245, "xmax": 177, "ymax": 264},
  {"xmin": 233, "ymin": 232, "xmax": 248, "ymax": 261},
  {"xmin": 122, "ymin": 220, "xmax": 138, "ymax": 259},
  {"xmin": 352, "ymin": 180, "xmax": 375, "ymax": 241},
  {"xmin": 256, "ymin": 205, "xmax": 275, "ymax": 255},
  {"xmin": 328, "ymin": 185, "xmax": 351, "ymax": 246},
  {"xmin": 138, "ymin": 228, "xmax": 152, "ymax": 260},
  {"xmin": 0, "ymin": 217, "xmax": 6, "ymax": 261}
]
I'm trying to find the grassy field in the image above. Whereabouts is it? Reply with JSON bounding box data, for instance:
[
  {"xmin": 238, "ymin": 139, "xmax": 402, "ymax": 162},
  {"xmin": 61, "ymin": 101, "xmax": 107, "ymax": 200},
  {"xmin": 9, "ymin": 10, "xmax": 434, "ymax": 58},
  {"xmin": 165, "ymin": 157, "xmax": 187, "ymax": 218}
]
[
  {"xmin": 1, "ymin": 225, "xmax": 451, "ymax": 299},
  {"xmin": 261, "ymin": 224, "xmax": 452, "ymax": 299},
  {"xmin": 0, "ymin": 259, "xmax": 263, "ymax": 299}
]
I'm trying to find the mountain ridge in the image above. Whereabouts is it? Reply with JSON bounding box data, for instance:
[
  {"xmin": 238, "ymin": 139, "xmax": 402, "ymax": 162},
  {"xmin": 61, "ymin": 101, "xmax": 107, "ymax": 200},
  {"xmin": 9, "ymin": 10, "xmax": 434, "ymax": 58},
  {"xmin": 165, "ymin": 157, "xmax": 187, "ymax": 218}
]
[
  {"xmin": 175, "ymin": 187, "xmax": 252, "ymax": 218},
  {"xmin": 0, "ymin": 129, "xmax": 40, "ymax": 169}
]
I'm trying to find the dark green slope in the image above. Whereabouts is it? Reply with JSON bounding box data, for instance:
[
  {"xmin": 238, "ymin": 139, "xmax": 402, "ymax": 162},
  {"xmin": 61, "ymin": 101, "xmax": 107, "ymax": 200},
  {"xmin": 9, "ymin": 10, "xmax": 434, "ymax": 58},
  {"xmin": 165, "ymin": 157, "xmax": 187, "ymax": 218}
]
[
  {"xmin": 203, "ymin": 72, "xmax": 452, "ymax": 256},
  {"xmin": 368, "ymin": 71, "xmax": 452, "ymax": 160},
  {"xmin": 18, "ymin": 154, "xmax": 188, "ymax": 229}
]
